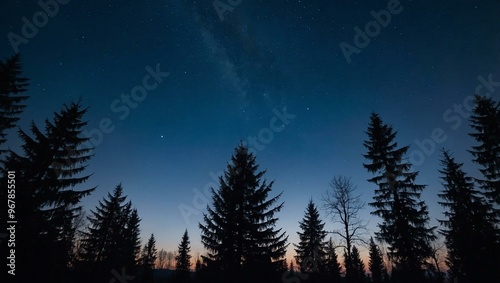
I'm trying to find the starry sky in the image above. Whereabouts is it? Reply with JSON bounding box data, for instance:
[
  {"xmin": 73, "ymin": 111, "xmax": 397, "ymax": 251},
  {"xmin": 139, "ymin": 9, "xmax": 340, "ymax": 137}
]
[{"xmin": 1, "ymin": 0, "xmax": 500, "ymax": 264}]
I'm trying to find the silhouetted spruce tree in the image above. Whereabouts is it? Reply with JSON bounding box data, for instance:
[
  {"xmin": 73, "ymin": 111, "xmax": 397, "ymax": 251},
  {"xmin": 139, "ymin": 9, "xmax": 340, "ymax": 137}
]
[
  {"xmin": 0, "ymin": 102, "xmax": 94, "ymax": 282},
  {"xmin": 194, "ymin": 256, "xmax": 212, "ymax": 283},
  {"xmin": 294, "ymin": 199, "xmax": 328, "ymax": 283},
  {"xmin": 144, "ymin": 234, "xmax": 158, "ymax": 266},
  {"xmin": 79, "ymin": 184, "xmax": 141, "ymax": 283},
  {"xmin": 437, "ymin": 150, "xmax": 499, "ymax": 283},
  {"xmin": 324, "ymin": 237, "xmax": 342, "ymax": 283},
  {"xmin": 193, "ymin": 256, "xmax": 205, "ymax": 283},
  {"xmin": 289, "ymin": 260, "xmax": 296, "ymax": 274},
  {"xmin": 469, "ymin": 95, "xmax": 500, "ymax": 207},
  {"xmin": 140, "ymin": 233, "xmax": 157, "ymax": 283},
  {"xmin": 199, "ymin": 143, "xmax": 288, "ymax": 283},
  {"xmin": 194, "ymin": 257, "xmax": 202, "ymax": 273},
  {"xmin": 344, "ymin": 245, "xmax": 365, "ymax": 283},
  {"xmin": 175, "ymin": 229, "xmax": 192, "ymax": 283},
  {"xmin": 345, "ymin": 245, "xmax": 365, "ymax": 283},
  {"xmin": 0, "ymin": 53, "xmax": 29, "ymax": 151},
  {"xmin": 363, "ymin": 113, "xmax": 435, "ymax": 283},
  {"xmin": 368, "ymin": 237, "xmax": 385, "ymax": 283},
  {"xmin": 123, "ymin": 206, "xmax": 142, "ymax": 274}
]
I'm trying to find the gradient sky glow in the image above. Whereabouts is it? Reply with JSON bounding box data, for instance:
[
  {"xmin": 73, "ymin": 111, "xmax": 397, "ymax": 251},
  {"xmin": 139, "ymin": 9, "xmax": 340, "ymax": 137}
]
[{"xmin": 2, "ymin": 0, "xmax": 500, "ymax": 266}]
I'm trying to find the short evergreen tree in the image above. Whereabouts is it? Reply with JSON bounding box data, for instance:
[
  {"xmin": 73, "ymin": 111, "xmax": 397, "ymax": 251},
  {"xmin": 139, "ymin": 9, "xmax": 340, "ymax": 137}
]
[
  {"xmin": 194, "ymin": 257, "xmax": 203, "ymax": 272},
  {"xmin": 199, "ymin": 143, "xmax": 288, "ymax": 283},
  {"xmin": 175, "ymin": 229, "xmax": 192, "ymax": 283},
  {"xmin": 294, "ymin": 199, "xmax": 328, "ymax": 279},
  {"xmin": 363, "ymin": 113, "xmax": 436, "ymax": 283},
  {"xmin": 469, "ymin": 95, "xmax": 500, "ymax": 206},
  {"xmin": 344, "ymin": 245, "xmax": 366, "ymax": 283},
  {"xmin": 176, "ymin": 229, "xmax": 192, "ymax": 271},
  {"xmin": 324, "ymin": 237, "xmax": 342, "ymax": 283},
  {"xmin": 123, "ymin": 207, "xmax": 142, "ymax": 270},
  {"xmin": 193, "ymin": 255, "xmax": 212, "ymax": 283},
  {"xmin": 289, "ymin": 259, "xmax": 296, "ymax": 274},
  {"xmin": 193, "ymin": 256, "xmax": 204, "ymax": 283},
  {"xmin": 79, "ymin": 184, "xmax": 141, "ymax": 282},
  {"xmin": 140, "ymin": 233, "xmax": 157, "ymax": 283},
  {"xmin": 368, "ymin": 237, "xmax": 385, "ymax": 283},
  {"xmin": 437, "ymin": 150, "xmax": 499, "ymax": 283}
]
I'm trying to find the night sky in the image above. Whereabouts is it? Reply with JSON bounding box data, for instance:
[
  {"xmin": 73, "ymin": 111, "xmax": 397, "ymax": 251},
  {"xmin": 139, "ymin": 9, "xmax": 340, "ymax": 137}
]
[{"xmin": 2, "ymin": 0, "xmax": 500, "ymax": 262}]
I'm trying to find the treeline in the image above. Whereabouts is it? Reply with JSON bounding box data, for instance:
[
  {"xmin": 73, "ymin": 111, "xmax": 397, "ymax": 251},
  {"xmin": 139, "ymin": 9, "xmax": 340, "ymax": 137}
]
[
  {"xmin": 1, "ymin": 54, "xmax": 499, "ymax": 283},
  {"xmin": 0, "ymin": 55, "xmax": 197, "ymax": 283}
]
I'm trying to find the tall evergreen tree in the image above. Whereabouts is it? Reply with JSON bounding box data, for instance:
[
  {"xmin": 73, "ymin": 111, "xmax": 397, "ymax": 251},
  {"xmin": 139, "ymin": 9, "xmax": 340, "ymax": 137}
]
[
  {"xmin": 363, "ymin": 113, "xmax": 435, "ymax": 283},
  {"xmin": 79, "ymin": 184, "xmax": 141, "ymax": 282},
  {"xmin": 437, "ymin": 150, "xmax": 499, "ymax": 283},
  {"xmin": 0, "ymin": 53, "xmax": 29, "ymax": 150},
  {"xmin": 175, "ymin": 229, "xmax": 192, "ymax": 283},
  {"xmin": 294, "ymin": 199, "xmax": 328, "ymax": 282},
  {"xmin": 199, "ymin": 143, "xmax": 288, "ymax": 283},
  {"xmin": 324, "ymin": 237, "xmax": 342, "ymax": 283},
  {"xmin": 368, "ymin": 237, "xmax": 385, "ymax": 283},
  {"xmin": 0, "ymin": 102, "xmax": 94, "ymax": 282},
  {"xmin": 469, "ymin": 95, "xmax": 500, "ymax": 206}
]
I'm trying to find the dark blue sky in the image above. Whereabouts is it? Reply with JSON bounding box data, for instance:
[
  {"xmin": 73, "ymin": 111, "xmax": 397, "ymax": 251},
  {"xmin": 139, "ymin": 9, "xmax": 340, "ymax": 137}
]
[{"xmin": 2, "ymin": 0, "xmax": 499, "ymax": 261}]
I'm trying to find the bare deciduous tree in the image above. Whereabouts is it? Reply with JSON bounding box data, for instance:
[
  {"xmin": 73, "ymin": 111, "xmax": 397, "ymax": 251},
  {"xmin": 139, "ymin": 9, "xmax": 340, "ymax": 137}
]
[
  {"xmin": 72, "ymin": 210, "xmax": 87, "ymax": 263},
  {"xmin": 165, "ymin": 251, "xmax": 176, "ymax": 269},
  {"xmin": 156, "ymin": 249, "xmax": 167, "ymax": 269},
  {"xmin": 427, "ymin": 241, "xmax": 446, "ymax": 283},
  {"xmin": 322, "ymin": 176, "xmax": 367, "ymax": 264}
]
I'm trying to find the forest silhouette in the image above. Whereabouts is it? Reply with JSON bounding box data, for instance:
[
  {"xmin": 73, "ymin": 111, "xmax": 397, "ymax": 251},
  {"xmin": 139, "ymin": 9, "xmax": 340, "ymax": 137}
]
[{"xmin": 1, "ymin": 54, "xmax": 499, "ymax": 283}]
